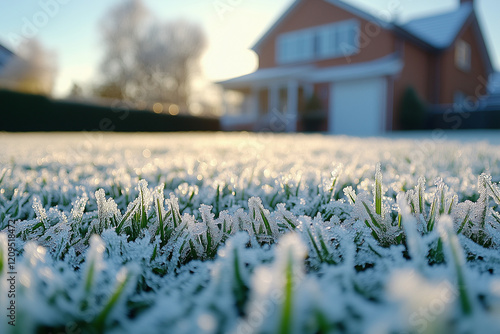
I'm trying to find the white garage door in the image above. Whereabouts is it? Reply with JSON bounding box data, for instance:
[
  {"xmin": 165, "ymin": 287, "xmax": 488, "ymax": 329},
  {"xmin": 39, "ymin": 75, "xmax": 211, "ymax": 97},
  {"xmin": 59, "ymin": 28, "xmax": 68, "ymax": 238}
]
[{"xmin": 329, "ymin": 77, "xmax": 387, "ymax": 136}]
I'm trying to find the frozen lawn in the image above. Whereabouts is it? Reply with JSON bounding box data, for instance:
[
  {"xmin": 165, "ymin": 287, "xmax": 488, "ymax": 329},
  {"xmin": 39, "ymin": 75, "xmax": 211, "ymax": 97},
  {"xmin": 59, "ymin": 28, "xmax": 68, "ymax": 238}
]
[{"xmin": 1, "ymin": 131, "xmax": 500, "ymax": 333}]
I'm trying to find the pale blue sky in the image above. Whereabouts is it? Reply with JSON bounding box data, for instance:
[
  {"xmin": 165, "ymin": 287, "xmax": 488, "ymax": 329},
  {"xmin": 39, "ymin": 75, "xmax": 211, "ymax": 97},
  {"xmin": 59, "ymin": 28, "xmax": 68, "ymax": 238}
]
[{"xmin": 0, "ymin": 0, "xmax": 499, "ymax": 97}]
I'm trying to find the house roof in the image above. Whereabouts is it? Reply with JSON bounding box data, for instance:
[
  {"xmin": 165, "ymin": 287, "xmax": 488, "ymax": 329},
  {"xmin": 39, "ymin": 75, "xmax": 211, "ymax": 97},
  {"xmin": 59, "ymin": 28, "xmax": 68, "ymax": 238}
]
[
  {"xmin": 399, "ymin": 3, "xmax": 474, "ymax": 49},
  {"xmin": 217, "ymin": 65, "xmax": 314, "ymax": 89},
  {"xmin": 218, "ymin": 54, "xmax": 403, "ymax": 89},
  {"xmin": 323, "ymin": 0, "xmax": 391, "ymax": 29}
]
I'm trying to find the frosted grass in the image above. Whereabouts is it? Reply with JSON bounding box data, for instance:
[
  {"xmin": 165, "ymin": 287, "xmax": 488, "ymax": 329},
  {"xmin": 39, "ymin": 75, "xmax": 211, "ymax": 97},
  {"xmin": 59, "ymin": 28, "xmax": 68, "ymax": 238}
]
[{"xmin": 1, "ymin": 132, "xmax": 500, "ymax": 333}]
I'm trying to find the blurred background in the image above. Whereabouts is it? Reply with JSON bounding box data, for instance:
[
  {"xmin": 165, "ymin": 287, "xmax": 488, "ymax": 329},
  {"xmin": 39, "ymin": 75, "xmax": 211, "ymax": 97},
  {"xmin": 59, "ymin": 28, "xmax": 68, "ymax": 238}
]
[{"xmin": 0, "ymin": 0, "xmax": 499, "ymax": 132}]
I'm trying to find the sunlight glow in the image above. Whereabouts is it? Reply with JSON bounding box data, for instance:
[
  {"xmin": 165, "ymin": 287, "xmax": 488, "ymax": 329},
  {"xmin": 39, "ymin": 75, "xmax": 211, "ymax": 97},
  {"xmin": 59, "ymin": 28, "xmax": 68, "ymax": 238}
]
[
  {"xmin": 168, "ymin": 104, "xmax": 179, "ymax": 115},
  {"xmin": 153, "ymin": 103, "xmax": 164, "ymax": 114}
]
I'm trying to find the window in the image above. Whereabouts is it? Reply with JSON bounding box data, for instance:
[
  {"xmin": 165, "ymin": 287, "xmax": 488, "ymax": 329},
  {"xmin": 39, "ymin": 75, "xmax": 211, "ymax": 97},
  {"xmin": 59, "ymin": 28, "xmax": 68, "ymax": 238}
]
[
  {"xmin": 276, "ymin": 20, "xmax": 359, "ymax": 64},
  {"xmin": 318, "ymin": 25, "xmax": 338, "ymax": 58},
  {"xmin": 335, "ymin": 21, "xmax": 359, "ymax": 57},
  {"xmin": 455, "ymin": 40, "xmax": 471, "ymax": 72},
  {"xmin": 277, "ymin": 30, "xmax": 315, "ymax": 64}
]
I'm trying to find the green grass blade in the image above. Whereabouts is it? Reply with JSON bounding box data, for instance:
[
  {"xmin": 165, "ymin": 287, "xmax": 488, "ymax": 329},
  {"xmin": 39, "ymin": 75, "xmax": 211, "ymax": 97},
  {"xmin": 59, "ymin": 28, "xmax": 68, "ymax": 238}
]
[
  {"xmin": 279, "ymin": 251, "xmax": 294, "ymax": 334},
  {"xmin": 416, "ymin": 177, "xmax": 426, "ymax": 216},
  {"xmin": 259, "ymin": 207, "xmax": 273, "ymax": 236},
  {"xmin": 116, "ymin": 201, "xmax": 139, "ymax": 235},
  {"xmin": 155, "ymin": 196, "xmax": 165, "ymax": 244},
  {"xmin": 457, "ymin": 207, "xmax": 471, "ymax": 234},
  {"xmin": 0, "ymin": 168, "xmax": 8, "ymax": 187},
  {"xmin": 233, "ymin": 248, "xmax": 249, "ymax": 313},
  {"xmin": 361, "ymin": 201, "xmax": 382, "ymax": 230},
  {"xmin": 427, "ymin": 194, "xmax": 439, "ymax": 231},
  {"xmin": 140, "ymin": 187, "xmax": 148, "ymax": 229},
  {"xmin": 375, "ymin": 164, "xmax": 383, "ymax": 216},
  {"xmin": 306, "ymin": 227, "xmax": 324, "ymax": 263},
  {"xmin": 439, "ymin": 216, "xmax": 473, "ymax": 316},
  {"xmin": 93, "ymin": 268, "xmax": 133, "ymax": 333}
]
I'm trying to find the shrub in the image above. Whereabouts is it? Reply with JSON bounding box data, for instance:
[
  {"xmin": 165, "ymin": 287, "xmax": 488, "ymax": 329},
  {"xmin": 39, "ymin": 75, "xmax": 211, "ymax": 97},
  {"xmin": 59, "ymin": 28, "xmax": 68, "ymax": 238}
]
[{"xmin": 399, "ymin": 86, "xmax": 427, "ymax": 130}]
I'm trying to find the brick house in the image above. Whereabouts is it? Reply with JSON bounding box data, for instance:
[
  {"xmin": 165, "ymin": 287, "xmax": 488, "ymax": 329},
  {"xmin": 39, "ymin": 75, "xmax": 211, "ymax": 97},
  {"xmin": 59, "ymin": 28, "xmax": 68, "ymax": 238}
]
[{"xmin": 218, "ymin": 0, "xmax": 494, "ymax": 135}]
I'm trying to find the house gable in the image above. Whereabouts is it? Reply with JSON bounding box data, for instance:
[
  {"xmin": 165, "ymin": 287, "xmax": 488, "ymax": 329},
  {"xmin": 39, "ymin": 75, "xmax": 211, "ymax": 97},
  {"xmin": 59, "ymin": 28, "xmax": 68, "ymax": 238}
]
[
  {"xmin": 254, "ymin": 0, "xmax": 397, "ymax": 70},
  {"xmin": 397, "ymin": 2, "xmax": 492, "ymax": 76},
  {"xmin": 400, "ymin": 3, "xmax": 474, "ymax": 50},
  {"xmin": 467, "ymin": 13, "xmax": 493, "ymax": 75},
  {"xmin": 439, "ymin": 14, "xmax": 490, "ymax": 105}
]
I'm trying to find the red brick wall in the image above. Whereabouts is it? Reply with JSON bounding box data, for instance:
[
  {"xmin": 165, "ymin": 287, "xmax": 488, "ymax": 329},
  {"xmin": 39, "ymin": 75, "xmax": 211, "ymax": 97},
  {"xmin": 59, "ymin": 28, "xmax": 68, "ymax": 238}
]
[{"xmin": 439, "ymin": 19, "xmax": 489, "ymax": 105}]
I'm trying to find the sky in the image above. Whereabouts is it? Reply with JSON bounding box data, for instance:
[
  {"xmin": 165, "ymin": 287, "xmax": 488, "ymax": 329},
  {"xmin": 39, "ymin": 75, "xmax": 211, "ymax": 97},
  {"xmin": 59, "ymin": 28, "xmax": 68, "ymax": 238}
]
[{"xmin": 0, "ymin": 0, "xmax": 499, "ymax": 98}]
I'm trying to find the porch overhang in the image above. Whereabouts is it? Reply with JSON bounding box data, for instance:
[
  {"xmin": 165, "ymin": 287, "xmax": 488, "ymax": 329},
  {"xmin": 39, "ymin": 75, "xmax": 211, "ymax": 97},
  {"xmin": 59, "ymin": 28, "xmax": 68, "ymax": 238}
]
[
  {"xmin": 217, "ymin": 55, "xmax": 403, "ymax": 90},
  {"xmin": 308, "ymin": 55, "xmax": 403, "ymax": 82},
  {"xmin": 216, "ymin": 65, "xmax": 314, "ymax": 90}
]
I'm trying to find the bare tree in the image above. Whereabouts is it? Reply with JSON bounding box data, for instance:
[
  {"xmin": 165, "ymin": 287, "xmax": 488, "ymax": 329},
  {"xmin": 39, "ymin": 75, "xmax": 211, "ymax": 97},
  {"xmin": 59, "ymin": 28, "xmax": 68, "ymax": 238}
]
[
  {"xmin": 96, "ymin": 0, "xmax": 206, "ymax": 109},
  {"xmin": 0, "ymin": 39, "xmax": 57, "ymax": 96},
  {"xmin": 67, "ymin": 82, "xmax": 84, "ymax": 100},
  {"xmin": 98, "ymin": 0, "xmax": 149, "ymax": 100}
]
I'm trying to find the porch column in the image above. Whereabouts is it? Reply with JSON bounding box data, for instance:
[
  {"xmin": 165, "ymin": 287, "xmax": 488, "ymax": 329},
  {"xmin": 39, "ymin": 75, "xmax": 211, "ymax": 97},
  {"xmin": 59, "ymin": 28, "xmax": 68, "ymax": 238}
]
[
  {"xmin": 249, "ymin": 87, "xmax": 258, "ymax": 117},
  {"xmin": 221, "ymin": 88, "xmax": 229, "ymax": 115},
  {"xmin": 286, "ymin": 80, "xmax": 299, "ymax": 132},
  {"xmin": 269, "ymin": 83, "xmax": 279, "ymax": 114}
]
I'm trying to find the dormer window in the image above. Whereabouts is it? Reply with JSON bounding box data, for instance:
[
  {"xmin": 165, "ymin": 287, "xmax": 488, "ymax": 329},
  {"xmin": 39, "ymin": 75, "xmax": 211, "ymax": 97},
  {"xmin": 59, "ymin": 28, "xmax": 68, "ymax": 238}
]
[
  {"xmin": 277, "ymin": 29, "xmax": 315, "ymax": 64},
  {"xmin": 276, "ymin": 20, "xmax": 359, "ymax": 64},
  {"xmin": 318, "ymin": 20, "xmax": 359, "ymax": 59},
  {"xmin": 455, "ymin": 39, "xmax": 471, "ymax": 72}
]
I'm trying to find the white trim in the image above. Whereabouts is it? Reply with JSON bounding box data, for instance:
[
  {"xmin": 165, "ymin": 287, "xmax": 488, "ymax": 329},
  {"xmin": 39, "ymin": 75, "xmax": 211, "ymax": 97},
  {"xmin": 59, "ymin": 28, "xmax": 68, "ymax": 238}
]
[
  {"xmin": 249, "ymin": 88, "xmax": 259, "ymax": 117},
  {"xmin": 221, "ymin": 88, "xmax": 228, "ymax": 115},
  {"xmin": 386, "ymin": 75, "xmax": 394, "ymax": 131},
  {"xmin": 328, "ymin": 82, "xmax": 335, "ymax": 134},
  {"xmin": 286, "ymin": 80, "xmax": 299, "ymax": 132},
  {"xmin": 380, "ymin": 78, "xmax": 388, "ymax": 133},
  {"xmin": 308, "ymin": 55, "xmax": 403, "ymax": 82},
  {"xmin": 218, "ymin": 55, "xmax": 403, "ymax": 89},
  {"xmin": 217, "ymin": 65, "xmax": 313, "ymax": 90},
  {"xmin": 269, "ymin": 84, "xmax": 280, "ymax": 114}
]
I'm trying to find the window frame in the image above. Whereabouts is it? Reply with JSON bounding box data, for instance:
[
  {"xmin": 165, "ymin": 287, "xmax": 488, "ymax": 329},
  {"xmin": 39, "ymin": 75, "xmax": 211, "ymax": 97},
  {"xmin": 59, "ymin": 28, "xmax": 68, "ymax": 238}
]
[
  {"xmin": 276, "ymin": 19, "xmax": 360, "ymax": 65},
  {"xmin": 455, "ymin": 39, "xmax": 471, "ymax": 72}
]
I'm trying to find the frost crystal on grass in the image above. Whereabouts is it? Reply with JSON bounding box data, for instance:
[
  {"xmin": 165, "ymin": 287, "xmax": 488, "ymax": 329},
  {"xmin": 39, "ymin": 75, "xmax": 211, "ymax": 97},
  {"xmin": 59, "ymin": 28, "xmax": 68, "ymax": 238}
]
[
  {"xmin": 2, "ymin": 133, "xmax": 500, "ymax": 333},
  {"xmin": 32, "ymin": 196, "xmax": 48, "ymax": 228}
]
